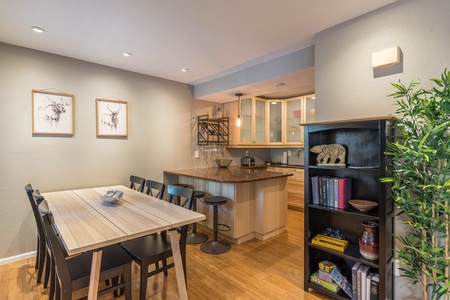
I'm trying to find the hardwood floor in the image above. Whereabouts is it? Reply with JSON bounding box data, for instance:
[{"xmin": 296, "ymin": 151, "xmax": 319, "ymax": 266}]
[{"xmin": 0, "ymin": 210, "xmax": 327, "ymax": 300}]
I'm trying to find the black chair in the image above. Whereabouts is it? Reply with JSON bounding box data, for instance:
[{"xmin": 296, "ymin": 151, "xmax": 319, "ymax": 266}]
[
  {"xmin": 120, "ymin": 185, "xmax": 194, "ymax": 300},
  {"xmin": 32, "ymin": 189, "xmax": 56, "ymax": 299},
  {"xmin": 129, "ymin": 175, "xmax": 146, "ymax": 192},
  {"xmin": 145, "ymin": 179, "xmax": 165, "ymax": 199},
  {"xmin": 24, "ymin": 184, "xmax": 47, "ymax": 285},
  {"xmin": 38, "ymin": 200, "xmax": 133, "ymax": 300}
]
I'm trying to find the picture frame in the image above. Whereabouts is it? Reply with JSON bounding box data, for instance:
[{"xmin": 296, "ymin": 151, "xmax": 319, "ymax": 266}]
[
  {"xmin": 32, "ymin": 90, "xmax": 75, "ymax": 135},
  {"xmin": 96, "ymin": 98, "xmax": 128, "ymax": 137}
]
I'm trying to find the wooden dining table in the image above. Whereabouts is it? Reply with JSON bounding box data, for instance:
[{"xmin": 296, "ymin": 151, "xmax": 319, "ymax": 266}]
[{"xmin": 42, "ymin": 185, "xmax": 206, "ymax": 300}]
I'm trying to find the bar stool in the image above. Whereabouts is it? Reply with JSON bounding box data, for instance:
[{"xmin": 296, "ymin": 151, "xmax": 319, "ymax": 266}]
[
  {"xmin": 187, "ymin": 191, "xmax": 209, "ymax": 244},
  {"xmin": 200, "ymin": 196, "xmax": 231, "ymax": 254}
]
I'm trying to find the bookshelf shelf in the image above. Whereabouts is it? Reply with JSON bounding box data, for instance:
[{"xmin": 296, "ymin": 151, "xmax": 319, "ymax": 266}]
[{"xmin": 303, "ymin": 118, "xmax": 394, "ymax": 300}]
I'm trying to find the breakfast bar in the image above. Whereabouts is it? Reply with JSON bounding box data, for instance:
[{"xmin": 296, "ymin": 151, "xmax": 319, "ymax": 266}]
[{"xmin": 164, "ymin": 167, "xmax": 292, "ymax": 244}]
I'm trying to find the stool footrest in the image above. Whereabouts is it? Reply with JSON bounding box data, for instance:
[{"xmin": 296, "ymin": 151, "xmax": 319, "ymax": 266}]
[{"xmin": 217, "ymin": 223, "xmax": 230, "ymax": 232}]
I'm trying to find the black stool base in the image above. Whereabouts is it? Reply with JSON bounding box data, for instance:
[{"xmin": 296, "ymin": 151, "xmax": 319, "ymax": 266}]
[
  {"xmin": 186, "ymin": 232, "xmax": 208, "ymax": 244},
  {"xmin": 200, "ymin": 240, "xmax": 231, "ymax": 254}
]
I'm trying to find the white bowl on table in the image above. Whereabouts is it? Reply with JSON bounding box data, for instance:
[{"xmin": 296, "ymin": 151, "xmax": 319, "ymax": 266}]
[{"xmin": 101, "ymin": 190, "xmax": 124, "ymax": 205}]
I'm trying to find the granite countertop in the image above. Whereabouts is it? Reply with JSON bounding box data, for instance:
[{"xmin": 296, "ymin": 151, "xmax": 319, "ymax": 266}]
[{"xmin": 164, "ymin": 166, "xmax": 293, "ymax": 183}]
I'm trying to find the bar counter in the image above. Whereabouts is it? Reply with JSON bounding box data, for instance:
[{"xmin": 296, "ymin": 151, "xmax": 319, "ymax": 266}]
[
  {"xmin": 164, "ymin": 166, "xmax": 292, "ymax": 183},
  {"xmin": 164, "ymin": 166, "xmax": 292, "ymax": 244}
]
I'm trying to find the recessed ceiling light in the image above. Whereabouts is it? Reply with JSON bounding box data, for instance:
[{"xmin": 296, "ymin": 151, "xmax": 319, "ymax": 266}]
[
  {"xmin": 123, "ymin": 52, "xmax": 132, "ymax": 57},
  {"xmin": 181, "ymin": 68, "xmax": 189, "ymax": 72},
  {"xmin": 311, "ymin": 96, "xmax": 316, "ymax": 100},
  {"xmin": 270, "ymin": 101, "xmax": 278, "ymax": 105},
  {"xmin": 274, "ymin": 82, "xmax": 285, "ymax": 87},
  {"xmin": 32, "ymin": 26, "xmax": 45, "ymax": 33}
]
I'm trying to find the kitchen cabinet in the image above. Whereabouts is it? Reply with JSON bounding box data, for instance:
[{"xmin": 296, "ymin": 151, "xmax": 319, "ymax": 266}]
[
  {"xmin": 286, "ymin": 168, "xmax": 304, "ymax": 211},
  {"xmin": 239, "ymin": 97, "xmax": 267, "ymax": 145},
  {"xmin": 303, "ymin": 117, "xmax": 394, "ymax": 299},
  {"xmin": 268, "ymin": 100, "xmax": 282, "ymax": 143},
  {"xmin": 233, "ymin": 94, "xmax": 315, "ymax": 148},
  {"xmin": 267, "ymin": 166, "xmax": 304, "ymax": 211}
]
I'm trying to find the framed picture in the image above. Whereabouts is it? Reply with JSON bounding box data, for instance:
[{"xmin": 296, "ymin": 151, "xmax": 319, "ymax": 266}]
[
  {"xmin": 96, "ymin": 98, "xmax": 128, "ymax": 137},
  {"xmin": 32, "ymin": 90, "xmax": 75, "ymax": 135}
]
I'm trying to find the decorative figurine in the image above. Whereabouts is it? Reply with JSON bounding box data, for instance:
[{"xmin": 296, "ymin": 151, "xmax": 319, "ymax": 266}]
[{"xmin": 310, "ymin": 144, "xmax": 346, "ymax": 166}]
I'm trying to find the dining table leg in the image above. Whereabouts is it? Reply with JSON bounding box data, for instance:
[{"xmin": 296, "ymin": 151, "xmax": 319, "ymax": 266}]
[
  {"xmin": 169, "ymin": 230, "xmax": 188, "ymax": 300},
  {"xmin": 87, "ymin": 249, "xmax": 102, "ymax": 300}
]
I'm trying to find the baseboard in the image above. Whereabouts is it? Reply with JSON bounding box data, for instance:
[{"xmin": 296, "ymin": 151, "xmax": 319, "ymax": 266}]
[{"xmin": 0, "ymin": 251, "xmax": 36, "ymax": 266}]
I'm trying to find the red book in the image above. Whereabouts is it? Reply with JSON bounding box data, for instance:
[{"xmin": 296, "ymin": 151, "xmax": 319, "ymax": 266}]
[{"xmin": 337, "ymin": 177, "xmax": 352, "ymax": 208}]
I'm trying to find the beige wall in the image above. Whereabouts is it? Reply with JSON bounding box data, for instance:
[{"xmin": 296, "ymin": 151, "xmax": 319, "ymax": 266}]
[
  {"xmin": 314, "ymin": 0, "xmax": 450, "ymax": 298},
  {"xmin": 0, "ymin": 42, "xmax": 216, "ymax": 260}
]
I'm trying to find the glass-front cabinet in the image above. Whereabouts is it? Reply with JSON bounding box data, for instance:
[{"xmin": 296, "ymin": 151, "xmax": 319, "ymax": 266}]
[
  {"xmin": 239, "ymin": 97, "xmax": 266, "ymax": 145},
  {"xmin": 254, "ymin": 98, "xmax": 266, "ymax": 143},
  {"xmin": 239, "ymin": 98, "xmax": 252, "ymax": 144},
  {"xmin": 237, "ymin": 94, "xmax": 315, "ymax": 147},
  {"xmin": 304, "ymin": 94, "xmax": 316, "ymax": 124},
  {"xmin": 285, "ymin": 96, "xmax": 303, "ymax": 144},
  {"xmin": 269, "ymin": 100, "xmax": 282, "ymax": 143}
]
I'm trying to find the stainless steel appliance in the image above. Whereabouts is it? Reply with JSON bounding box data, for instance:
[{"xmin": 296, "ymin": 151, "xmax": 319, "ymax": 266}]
[{"xmin": 241, "ymin": 156, "xmax": 255, "ymax": 166}]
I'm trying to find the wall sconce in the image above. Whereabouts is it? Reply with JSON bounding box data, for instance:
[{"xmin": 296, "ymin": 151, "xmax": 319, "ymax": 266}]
[
  {"xmin": 372, "ymin": 46, "xmax": 401, "ymax": 69},
  {"xmin": 236, "ymin": 93, "xmax": 243, "ymax": 128}
]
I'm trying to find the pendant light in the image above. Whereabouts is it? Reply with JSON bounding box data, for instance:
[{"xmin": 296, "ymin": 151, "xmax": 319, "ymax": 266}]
[{"xmin": 236, "ymin": 93, "xmax": 243, "ymax": 128}]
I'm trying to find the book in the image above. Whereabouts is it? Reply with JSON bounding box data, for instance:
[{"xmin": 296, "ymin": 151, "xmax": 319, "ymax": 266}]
[
  {"xmin": 311, "ymin": 176, "xmax": 320, "ymax": 205},
  {"xmin": 360, "ymin": 265, "xmax": 370, "ymax": 300},
  {"xmin": 310, "ymin": 271, "xmax": 340, "ymax": 293},
  {"xmin": 319, "ymin": 269, "xmax": 333, "ymax": 283},
  {"xmin": 366, "ymin": 273, "xmax": 374, "ymax": 300},
  {"xmin": 329, "ymin": 267, "xmax": 353, "ymax": 299},
  {"xmin": 337, "ymin": 177, "xmax": 352, "ymax": 209},
  {"xmin": 351, "ymin": 262, "xmax": 361, "ymax": 300},
  {"xmin": 319, "ymin": 176, "xmax": 329, "ymax": 206},
  {"xmin": 357, "ymin": 264, "xmax": 363, "ymax": 300},
  {"xmin": 328, "ymin": 177, "xmax": 334, "ymax": 207},
  {"xmin": 370, "ymin": 273, "xmax": 379, "ymax": 300},
  {"xmin": 333, "ymin": 177, "xmax": 339, "ymax": 208}
]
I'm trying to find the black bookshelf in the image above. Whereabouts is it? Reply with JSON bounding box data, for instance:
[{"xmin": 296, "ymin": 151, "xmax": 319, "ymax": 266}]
[{"xmin": 303, "ymin": 118, "xmax": 395, "ymax": 300}]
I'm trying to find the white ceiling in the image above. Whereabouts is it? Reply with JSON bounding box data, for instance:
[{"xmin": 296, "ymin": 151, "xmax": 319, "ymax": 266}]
[{"xmin": 1, "ymin": 0, "xmax": 397, "ymax": 102}]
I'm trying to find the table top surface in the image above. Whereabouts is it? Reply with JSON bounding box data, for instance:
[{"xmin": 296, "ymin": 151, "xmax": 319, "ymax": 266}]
[
  {"xmin": 42, "ymin": 185, "xmax": 205, "ymax": 256},
  {"xmin": 164, "ymin": 166, "xmax": 292, "ymax": 183}
]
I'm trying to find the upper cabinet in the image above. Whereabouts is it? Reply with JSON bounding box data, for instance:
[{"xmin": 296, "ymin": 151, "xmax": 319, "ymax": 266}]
[
  {"xmin": 239, "ymin": 97, "xmax": 267, "ymax": 145},
  {"xmin": 233, "ymin": 94, "xmax": 315, "ymax": 148}
]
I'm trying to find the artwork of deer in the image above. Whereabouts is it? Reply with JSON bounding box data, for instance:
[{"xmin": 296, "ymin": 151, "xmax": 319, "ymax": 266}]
[
  {"xmin": 101, "ymin": 104, "xmax": 121, "ymax": 131},
  {"xmin": 37, "ymin": 97, "xmax": 71, "ymax": 126}
]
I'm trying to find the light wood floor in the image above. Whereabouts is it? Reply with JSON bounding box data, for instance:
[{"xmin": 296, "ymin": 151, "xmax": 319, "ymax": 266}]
[{"xmin": 1, "ymin": 210, "xmax": 327, "ymax": 300}]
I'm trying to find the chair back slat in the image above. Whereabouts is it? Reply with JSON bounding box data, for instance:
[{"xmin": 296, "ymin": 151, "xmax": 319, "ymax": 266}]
[
  {"xmin": 38, "ymin": 200, "xmax": 73, "ymax": 287},
  {"xmin": 167, "ymin": 185, "xmax": 194, "ymax": 210},
  {"xmin": 129, "ymin": 175, "xmax": 145, "ymax": 192},
  {"xmin": 24, "ymin": 185, "xmax": 46, "ymax": 241},
  {"xmin": 145, "ymin": 180, "xmax": 165, "ymax": 199}
]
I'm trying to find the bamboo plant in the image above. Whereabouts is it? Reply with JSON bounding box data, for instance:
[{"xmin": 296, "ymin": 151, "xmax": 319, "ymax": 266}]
[{"xmin": 382, "ymin": 69, "xmax": 450, "ymax": 299}]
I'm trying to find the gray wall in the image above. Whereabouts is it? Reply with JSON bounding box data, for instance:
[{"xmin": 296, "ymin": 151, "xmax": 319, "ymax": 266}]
[
  {"xmin": 315, "ymin": 0, "xmax": 450, "ymax": 122},
  {"xmin": 314, "ymin": 0, "xmax": 450, "ymax": 298},
  {"xmin": 0, "ymin": 42, "xmax": 210, "ymax": 260}
]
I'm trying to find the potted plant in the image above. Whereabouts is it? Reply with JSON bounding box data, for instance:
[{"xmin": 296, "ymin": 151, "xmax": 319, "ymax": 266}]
[{"xmin": 383, "ymin": 69, "xmax": 450, "ymax": 299}]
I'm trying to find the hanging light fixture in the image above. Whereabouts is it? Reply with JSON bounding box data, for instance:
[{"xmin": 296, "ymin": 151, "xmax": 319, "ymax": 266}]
[{"xmin": 235, "ymin": 93, "xmax": 243, "ymax": 128}]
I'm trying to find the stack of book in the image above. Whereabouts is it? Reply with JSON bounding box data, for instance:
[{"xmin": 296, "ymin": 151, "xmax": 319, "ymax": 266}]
[
  {"xmin": 310, "ymin": 261, "xmax": 340, "ymax": 293},
  {"xmin": 311, "ymin": 176, "xmax": 352, "ymax": 208},
  {"xmin": 351, "ymin": 262, "xmax": 379, "ymax": 300}
]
